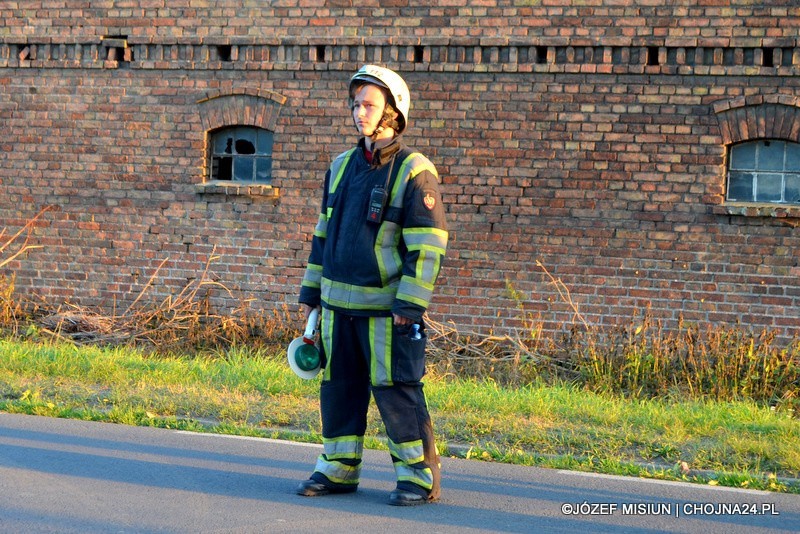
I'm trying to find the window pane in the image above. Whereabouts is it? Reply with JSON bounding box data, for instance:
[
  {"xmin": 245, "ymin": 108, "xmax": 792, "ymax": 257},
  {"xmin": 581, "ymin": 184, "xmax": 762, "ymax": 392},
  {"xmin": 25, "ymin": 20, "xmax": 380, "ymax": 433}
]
[
  {"xmin": 755, "ymin": 173, "xmax": 782, "ymax": 202},
  {"xmin": 758, "ymin": 140, "xmax": 785, "ymax": 171},
  {"xmin": 257, "ymin": 129, "xmax": 274, "ymax": 155},
  {"xmin": 233, "ymin": 128, "xmax": 257, "ymax": 154},
  {"xmin": 214, "ymin": 133, "xmax": 234, "ymax": 155},
  {"xmin": 213, "ymin": 156, "xmax": 233, "ymax": 180},
  {"xmin": 234, "ymin": 157, "xmax": 254, "ymax": 181},
  {"xmin": 235, "ymin": 139, "xmax": 256, "ymax": 155},
  {"xmin": 727, "ymin": 171, "xmax": 754, "ymax": 201},
  {"xmin": 256, "ymin": 157, "xmax": 272, "ymax": 183},
  {"xmin": 730, "ymin": 143, "xmax": 756, "ymax": 170},
  {"xmin": 785, "ymin": 173, "xmax": 800, "ymax": 203},
  {"xmin": 786, "ymin": 143, "xmax": 800, "ymax": 170}
]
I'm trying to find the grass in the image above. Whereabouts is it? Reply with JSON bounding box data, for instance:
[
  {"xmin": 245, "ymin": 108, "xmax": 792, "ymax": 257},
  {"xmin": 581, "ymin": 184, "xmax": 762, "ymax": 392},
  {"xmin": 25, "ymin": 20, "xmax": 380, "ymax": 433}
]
[{"xmin": 0, "ymin": 337, "xmax": 797, "ymax": 494}]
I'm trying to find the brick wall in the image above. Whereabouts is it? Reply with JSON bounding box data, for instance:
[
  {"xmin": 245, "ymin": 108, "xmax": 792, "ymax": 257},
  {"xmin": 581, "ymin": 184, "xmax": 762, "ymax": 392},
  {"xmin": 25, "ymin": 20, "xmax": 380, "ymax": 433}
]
[{"xmin": 1, "ymin": 2, "xmax": 799, "ymax": 341}]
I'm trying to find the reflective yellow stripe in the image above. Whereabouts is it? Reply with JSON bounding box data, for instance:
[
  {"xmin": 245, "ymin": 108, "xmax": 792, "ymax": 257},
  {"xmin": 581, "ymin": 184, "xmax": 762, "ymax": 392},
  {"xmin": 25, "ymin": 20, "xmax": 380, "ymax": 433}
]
[
  {"xmin": 321, "ymin": 277, "xmax": 398, "ymax": 311},
  {"xmin": 409, "ymin": 160, "xmax": 438, "ymax": 180},
  {"xmin": 403, "ymin": 227, "xmax": 448, "ymax": 255},
  {"xmin": 322, "ymin": 149, "xmax": 356, "ymax": 228},
  {"xmin": 396, "ymin": 466, "xmax": 434, "ymax": 490},
  {"xmin": 374, "ymin": 221, "xmax": 402, "ymax": 285},
  {"xmin": 313, "ymin": 428, "xmax": 364, "ymax": 486},
  {"xmin": 369, "ymin": 317, "xmax": 392, "ymax": 387},
  {"xmin": 313, "ymin": 212, "xmax": 328, "ymax": 239},
  {"xmin": 321, "ymin": 308, "xmax": 334, "ymax": 381},
  {"xmin": 389, "ymin": 438, "xmax": 425, "ymax": 465},
  {"xmin": 396, "ymin": 275, "xmax": 434, "ymax": 308},
  {"xmin": 329, "ymin": 148, "xmax": 356, "ymax": 195},
  {"xmin": 302, "ymin": 263, "xmax": 322, "ymax": 289},
  {"xmin": 388, "ymin": 153, "xmax": 439, "ymax": 208},
  {"xmin": 323, "ymin": 435, "xmax": 364, "ymax": 459},
  {"xmin": 388, "ymin": 154, "xmax": 417, "ymax": 208},
  {"xmin": 313, "ymin": 455, "xmax": 361, "ymax": 485},
  {"xmin": 389, "ymin": 437, "xmax": 433, "ymax": 490},
  {"xmin": 416, "ymin": 251, "xmax": 426, "ymax": 281}
]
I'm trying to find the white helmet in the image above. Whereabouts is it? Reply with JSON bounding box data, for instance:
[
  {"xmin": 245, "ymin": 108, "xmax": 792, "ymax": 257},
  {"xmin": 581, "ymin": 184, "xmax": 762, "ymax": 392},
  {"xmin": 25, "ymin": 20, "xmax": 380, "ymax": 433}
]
[{"xmin": 349, "ymin": 65, "xmax": 410, "ymax": 134}]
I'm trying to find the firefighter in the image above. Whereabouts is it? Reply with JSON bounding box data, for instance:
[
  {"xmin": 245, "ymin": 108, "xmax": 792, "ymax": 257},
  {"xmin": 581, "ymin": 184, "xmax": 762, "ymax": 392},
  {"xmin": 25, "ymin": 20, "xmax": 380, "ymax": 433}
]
[{"xmin": 296, "ymin": 65, "xmax": 448, "ymax": 506}]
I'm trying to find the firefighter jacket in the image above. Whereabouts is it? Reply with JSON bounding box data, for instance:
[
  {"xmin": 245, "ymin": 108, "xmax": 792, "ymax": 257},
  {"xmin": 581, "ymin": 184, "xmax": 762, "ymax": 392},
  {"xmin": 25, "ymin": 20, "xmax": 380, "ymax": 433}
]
[{"xmin": 300, "ymin": 137, "xmax": 448, "ymax": 321}]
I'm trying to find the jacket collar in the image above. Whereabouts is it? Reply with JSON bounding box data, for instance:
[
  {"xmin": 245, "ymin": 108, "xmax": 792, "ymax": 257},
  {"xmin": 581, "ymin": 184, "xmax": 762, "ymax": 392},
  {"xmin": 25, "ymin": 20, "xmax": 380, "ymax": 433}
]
[{"xmin": 359, "ymin": 136, "xmax": 403, "ymax": 167}]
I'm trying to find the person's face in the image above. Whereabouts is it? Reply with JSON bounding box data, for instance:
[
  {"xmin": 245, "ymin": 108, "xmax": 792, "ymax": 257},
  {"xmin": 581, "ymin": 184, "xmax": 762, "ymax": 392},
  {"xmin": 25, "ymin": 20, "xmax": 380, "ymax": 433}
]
[{"xmin": 352, "ymin": 84, "xmax": 392, "ymax": 139}]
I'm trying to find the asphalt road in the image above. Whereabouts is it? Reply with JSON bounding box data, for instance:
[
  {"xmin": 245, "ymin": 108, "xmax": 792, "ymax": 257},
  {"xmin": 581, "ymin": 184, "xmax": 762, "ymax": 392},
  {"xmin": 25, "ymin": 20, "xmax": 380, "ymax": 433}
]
[{"xmin": 0, "ymin": 413, "xmax": 797, "ymax": 533}]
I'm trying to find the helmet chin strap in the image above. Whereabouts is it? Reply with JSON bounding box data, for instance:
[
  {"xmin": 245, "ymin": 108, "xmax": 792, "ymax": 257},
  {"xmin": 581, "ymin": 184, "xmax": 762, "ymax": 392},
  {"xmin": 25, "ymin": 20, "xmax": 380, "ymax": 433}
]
[
  {"xmin": 366, "ymin": 107, "xmax": 399, "ymax": 150},
  {"xmin": 368, "ymin": 123, "xmax": 387, "ymax": 149}
]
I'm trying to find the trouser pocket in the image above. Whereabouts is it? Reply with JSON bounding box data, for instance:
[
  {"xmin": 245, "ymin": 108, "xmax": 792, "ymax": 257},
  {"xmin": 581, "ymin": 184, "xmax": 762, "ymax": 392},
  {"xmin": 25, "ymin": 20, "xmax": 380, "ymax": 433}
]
[{"xmin": 391, "ymin": 321, "xmax": 428, "ymax": 384}]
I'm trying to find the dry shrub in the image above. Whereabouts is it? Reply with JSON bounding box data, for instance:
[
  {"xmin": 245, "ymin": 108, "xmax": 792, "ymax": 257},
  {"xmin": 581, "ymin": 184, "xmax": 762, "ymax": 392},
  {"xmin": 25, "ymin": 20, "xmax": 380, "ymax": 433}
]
[
  {"xmin": 38, "ymin": 309, "xmax": 114, "ymax": 340},
  {"xmin": 425, "ymin": 311, "xmax": 799, "ymax": 405},
  {"xmin": 425, "ymin": 316, "xmax": 578, "ymax": 386},
  {"xmin": 0, "ymin": 275, "xmax": 25, "ymax": 332},
  {"xmin": 559, "ymin": 314, "xmax": 800, "ymax": 404},
  {"xmin": 28, "ymin": 295, "xmax": 297, "ymax": 354},
  {"xmin": 0, "ymin": 207, "xmax": 54, "ymax": 335},
  {"xmin": 30, "ymin": 253, "xmax": 299, "ymax": 354},
  {"xmin": 0, "ymin": 206, "xmax": 50, "ymax": 271}
]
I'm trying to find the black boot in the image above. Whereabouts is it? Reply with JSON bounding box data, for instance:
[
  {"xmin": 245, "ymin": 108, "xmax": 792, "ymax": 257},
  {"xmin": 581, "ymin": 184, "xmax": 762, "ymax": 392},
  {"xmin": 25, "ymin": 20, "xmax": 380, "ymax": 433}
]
[{"xmin": 296, "ymin": 478, "xmax": 357, "ymax": 497}]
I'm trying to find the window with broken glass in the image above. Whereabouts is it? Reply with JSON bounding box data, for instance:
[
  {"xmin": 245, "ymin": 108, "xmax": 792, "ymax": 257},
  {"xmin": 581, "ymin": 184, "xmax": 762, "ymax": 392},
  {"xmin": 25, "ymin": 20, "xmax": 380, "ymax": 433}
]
[
  {"xmin": 209, "ymin": 127, "xmax": 274, "ymax": 184},
  {"xmin": 727, "ymin": 140, "xmax": 800, "ymax": 204}
]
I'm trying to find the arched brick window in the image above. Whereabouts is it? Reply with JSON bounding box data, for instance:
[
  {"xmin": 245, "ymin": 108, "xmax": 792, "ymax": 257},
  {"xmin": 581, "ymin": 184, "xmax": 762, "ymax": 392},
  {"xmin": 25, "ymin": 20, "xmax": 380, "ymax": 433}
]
[
  {"xmin": 714, "ymin": 95, "xmax": 800, "ymax": 209},
  {"xmin": 197, "ymin": 89, "xmax": 286, "ymax": 188}
]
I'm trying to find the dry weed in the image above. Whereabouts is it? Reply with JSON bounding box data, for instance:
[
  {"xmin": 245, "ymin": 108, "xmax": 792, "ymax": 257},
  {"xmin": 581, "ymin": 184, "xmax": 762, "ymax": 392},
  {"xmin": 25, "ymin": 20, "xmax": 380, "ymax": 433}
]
[
  {"xmin": 31, "ymin": 249, "xmax": 297, "ymax": 353},
  {"xmin": 425, "ymin": 315, "xmax": 579, "ymax": 385}
]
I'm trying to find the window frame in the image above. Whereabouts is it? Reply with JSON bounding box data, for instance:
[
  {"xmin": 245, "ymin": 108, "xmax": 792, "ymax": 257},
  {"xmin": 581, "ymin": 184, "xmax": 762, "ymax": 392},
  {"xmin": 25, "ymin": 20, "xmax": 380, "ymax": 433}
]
[
  {"xmin": 726, "ymin": 139, "xmax": 800, "ymax": 206},
  {"xmin": 208, "ymin": 126, "xmax": 275, "ymax": 185}
]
